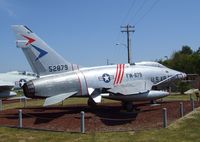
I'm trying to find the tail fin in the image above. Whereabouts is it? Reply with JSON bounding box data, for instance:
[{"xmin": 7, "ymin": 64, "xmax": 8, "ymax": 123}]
[{"xmin": 11, "ymin": 25, "xmax": 79, "ymax": 76}]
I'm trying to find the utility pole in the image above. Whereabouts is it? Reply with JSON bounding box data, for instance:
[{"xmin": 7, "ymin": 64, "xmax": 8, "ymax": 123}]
[
  {"xmin": 106, "ymin": 59, "xmax": 109, "ymax": 65},
  {"xmin": 121, "ymin": 24, "xmax": 135, "ymax": 64}
]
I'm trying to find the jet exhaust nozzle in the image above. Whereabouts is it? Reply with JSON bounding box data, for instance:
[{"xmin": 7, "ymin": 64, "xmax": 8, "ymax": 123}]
[{"xmin": 23, "ymin": 81, "xmax": 35, "ymax": 98}]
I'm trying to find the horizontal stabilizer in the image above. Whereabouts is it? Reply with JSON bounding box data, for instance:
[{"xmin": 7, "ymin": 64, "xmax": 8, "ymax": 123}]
[
  {"xmin": 43, "ymin": 91, "xmax": 77, "ymax": 106},
  {"xmin": 0, "ymin": 80, "xmax": 14, "ymax": 91},
  {"xmin": 0, "ymin": 91, "xmax": 16, "ymax": 98}
]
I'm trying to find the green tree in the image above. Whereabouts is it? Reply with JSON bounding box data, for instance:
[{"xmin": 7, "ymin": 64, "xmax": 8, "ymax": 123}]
[
  {"xmin": 180, "ymin": 45, "xmax": 193, "ymax": 55},
  {"xmin": 161, "ymin": 45, "xmax": 200, "ymax": 74},
  {"xmin": 158, "ymin": 45, "xmax": 199, "ymax": 92}
]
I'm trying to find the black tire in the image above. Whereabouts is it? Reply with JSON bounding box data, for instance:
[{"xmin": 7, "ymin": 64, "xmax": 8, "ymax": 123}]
[{"xmin": 122, "ymin": 102, "xmax": 134, "ymax": 112}]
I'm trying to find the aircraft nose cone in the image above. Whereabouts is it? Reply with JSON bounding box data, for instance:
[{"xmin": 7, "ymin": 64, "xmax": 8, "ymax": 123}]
[
  {"xmin": 182, "ymin": 73, "xmax": 187, "ymax": 78},
  {"xmin": 176, "ymin": 72, "xmax": 187, "ymax": 79},
  {"xmin": 179, "ymin": 72, "xmax": 187, "ymax": 79}
]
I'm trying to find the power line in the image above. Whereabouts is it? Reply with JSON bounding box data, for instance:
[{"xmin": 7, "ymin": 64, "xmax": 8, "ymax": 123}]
[
  {"xmin": 114, "ymin": 0, "xmax": 160, "ymax": 62},
  {"xmin": 131, "ymin": 0, "xmax": 148, "ymax": 24},
  {"xmin": 134, "ymin": 0, "xmax": 160, "ymax": 25},
  {"xmin": 121, "ymin": 0, "xmax": 136, "ymax": 25},
  {"xmin": 114, "ymin": 0, "xmax": 136, "ymax": 45}
]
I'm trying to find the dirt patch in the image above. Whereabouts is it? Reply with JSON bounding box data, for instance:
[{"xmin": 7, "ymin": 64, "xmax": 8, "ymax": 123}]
[{"xmin": 0, "ymin": 101, "xmax": 199, "ymax": 132}]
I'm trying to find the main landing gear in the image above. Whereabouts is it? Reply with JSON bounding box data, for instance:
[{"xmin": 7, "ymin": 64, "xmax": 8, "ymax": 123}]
[
  {"xmin": 122, "ymin": 101, "xmax": 137, "ymax": 112},
  {"xmin": 87, "ymin": 98, "xmax": 97, "ymax": 107},
  {"xmin": 150, "ymin": 100, "xmax": 160, "ymax": 106}
]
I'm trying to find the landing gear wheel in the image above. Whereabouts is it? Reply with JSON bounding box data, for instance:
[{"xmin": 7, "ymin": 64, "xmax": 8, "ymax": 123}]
[
  {"xmin": 122, "ymin": 102, "xmax": 134, "ymax": 112},
  {"xmin": 150, "ymin": 100, "xmax": 156, "ymax": 104},
  {"xmin": 150, "ymin": 100, "xmax": 160, "ymax": 106},
  {"xmin": 126, "ymin": 103, "xmax": 134, "ymax": 112}
]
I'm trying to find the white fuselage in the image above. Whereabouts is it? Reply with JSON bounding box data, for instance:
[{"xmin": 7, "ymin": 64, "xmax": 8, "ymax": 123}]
[{"xmin": 23, "ymin": 64, "xmax": 186, "ymax": 102}]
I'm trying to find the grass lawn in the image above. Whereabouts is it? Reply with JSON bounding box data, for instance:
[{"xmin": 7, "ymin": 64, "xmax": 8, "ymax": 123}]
[{"xmin": 164, "ymin": 93, "xmax": 197, "ymax": 101}]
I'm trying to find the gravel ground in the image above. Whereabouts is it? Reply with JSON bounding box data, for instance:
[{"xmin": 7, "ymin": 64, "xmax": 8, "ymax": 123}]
[{"xmin": 0, "ymin": 100, "xmax": 199, "ymax": 132}]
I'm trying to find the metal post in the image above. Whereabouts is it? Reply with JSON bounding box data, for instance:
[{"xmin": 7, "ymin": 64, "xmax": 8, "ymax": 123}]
[
  {"xmin": 23, "ymin": 99, "xmax": 27, "ymax": 108},
  {"xmin": 191, "ymin": 99, "xmax": 195, "ymax": 111},
  {"xmin": 0, "ymin": 100, "xmax": 2, "ymax": 111},
  {"xmin": 80, "ymin": 111, "xmax": 85, "ymax": 133},
  {"xmin": 179, "ymin": 102, "xmax": 184, "ymax": 117},
  {"xmin": 18, "ymin": 109, "xmax": 22, "ymax": 128},
  {"xmin": 163, "ymin": 108, "xmax": 167, "ymax": 128},
  {"xmin": 169, "ymin": 87, "xmax": 171, "ymax": 93},
  {"xmin": 190, "ymin": 94, "xmax": 192, "ymax": 101}
]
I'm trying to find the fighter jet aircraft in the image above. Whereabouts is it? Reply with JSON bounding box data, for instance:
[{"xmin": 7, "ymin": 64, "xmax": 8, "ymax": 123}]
[
  {"xmin": 0, "ymin": 71, "xmax": 37, "ymax": 98},
  {"xmin": 12, "ymin": 25, "xmax": 186, "ymax": 111}
]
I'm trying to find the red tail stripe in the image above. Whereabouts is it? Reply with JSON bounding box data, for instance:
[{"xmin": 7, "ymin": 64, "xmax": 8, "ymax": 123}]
[
  {"xmin": 116, "ymin": 64, "xmax": 122, "ymax": 84},
  {"xmin": 119, "ymin": 64, "xmax": 125, "ymax": 84},
  {"xmin": 114, "ymin": 64, "xmax": 119, "ymax": 84}
]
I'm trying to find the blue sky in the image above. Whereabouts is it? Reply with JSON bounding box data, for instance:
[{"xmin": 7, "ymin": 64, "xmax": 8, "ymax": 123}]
[{"xmin": 0, "ymin": 0, "xmax": 200, "ymax": 72}]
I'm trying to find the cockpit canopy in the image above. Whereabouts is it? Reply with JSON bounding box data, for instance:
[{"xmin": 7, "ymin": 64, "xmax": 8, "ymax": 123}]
[{"xmin": 135, "ymin": 61, "xmax": 166, "ymax": 68}]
